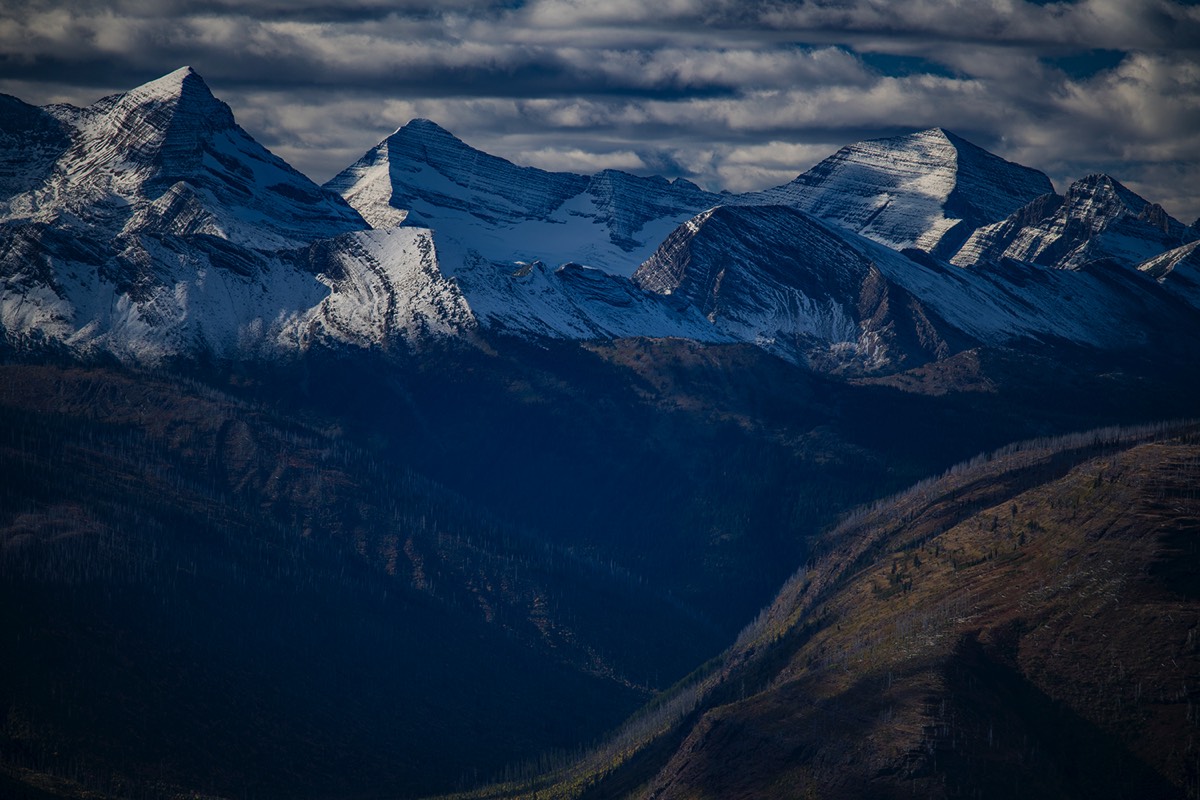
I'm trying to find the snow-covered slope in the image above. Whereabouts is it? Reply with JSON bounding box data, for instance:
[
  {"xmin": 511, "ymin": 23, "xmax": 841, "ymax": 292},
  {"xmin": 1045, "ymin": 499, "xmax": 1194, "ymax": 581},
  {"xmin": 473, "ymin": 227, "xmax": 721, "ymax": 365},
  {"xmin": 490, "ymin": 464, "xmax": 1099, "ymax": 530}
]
[
  {"xmin": 633, "ymin": 205, "xmax": 968, "ymax": 370},
  {"xmin": 326, "ymin": 120, "xmax": 722, "ymax": 276},
  {"xmin": 870, "ymin": 239, "xmax": 1191, "ymax": 352},
  {"xmin": 634, "ymin": 203, "xmax": 1198, "ymax": 369},
  {"xmin": 0, "ymin": 95, "xmax": 70, "ymax": 213},
  {"xmin": 442, "ymin": 243, "xmax": 727, "ymax": 343},
  {"xmin": 1137, "ymin": 240, "xmax": 1200, "ymax": 312},
  {"xmin": 286, "ymin": 227, "xmax": 476, "ymax": 350},
  {"xmin": 951, "ymin": 174, "xmax": 1196, "ymax": 270},
  {"xmin": 741, "ymin": 128, "xmax": 1054, "ymax": 256},
  {"xmin": 0, "ymin": 219, "xmax": 478, "ymax": 362}
]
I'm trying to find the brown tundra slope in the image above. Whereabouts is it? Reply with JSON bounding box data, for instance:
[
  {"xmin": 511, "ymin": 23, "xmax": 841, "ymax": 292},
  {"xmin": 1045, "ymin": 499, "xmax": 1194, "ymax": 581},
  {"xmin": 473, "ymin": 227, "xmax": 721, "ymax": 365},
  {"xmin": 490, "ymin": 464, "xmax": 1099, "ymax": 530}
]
[{"xmin": 464, "ymin": 424, "xmax": 1200, "ymax": 800}]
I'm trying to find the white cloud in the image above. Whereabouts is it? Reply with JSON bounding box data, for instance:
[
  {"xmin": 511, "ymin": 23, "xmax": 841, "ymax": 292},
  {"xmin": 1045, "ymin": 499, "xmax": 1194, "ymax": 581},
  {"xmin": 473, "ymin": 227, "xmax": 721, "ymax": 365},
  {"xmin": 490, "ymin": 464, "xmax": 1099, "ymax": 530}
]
[{"xmin": 510, "ymin": 147, "xmax": 648, "ymax": 174}]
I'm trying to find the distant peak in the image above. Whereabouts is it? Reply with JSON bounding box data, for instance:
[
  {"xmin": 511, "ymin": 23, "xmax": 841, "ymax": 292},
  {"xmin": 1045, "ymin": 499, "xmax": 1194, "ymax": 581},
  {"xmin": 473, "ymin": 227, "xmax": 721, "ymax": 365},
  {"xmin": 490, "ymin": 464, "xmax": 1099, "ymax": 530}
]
[
  {"xmin": 1065, "ymin": 173, "xmax": 1164, "ymax": 218},
  {"xmin": 385, "ymin": 118, "xmax": 475, "ymax": 152},
  {"xmin": 834, "ymin": 128, "xmax": 967, "ymax": 162},
  {"xmin": 915, "ymin": 126, "xmax": 953, "ymax": 139},
  {"xmin": 117, "ymin": 65, "xmax": 226, "ymax": 116}
]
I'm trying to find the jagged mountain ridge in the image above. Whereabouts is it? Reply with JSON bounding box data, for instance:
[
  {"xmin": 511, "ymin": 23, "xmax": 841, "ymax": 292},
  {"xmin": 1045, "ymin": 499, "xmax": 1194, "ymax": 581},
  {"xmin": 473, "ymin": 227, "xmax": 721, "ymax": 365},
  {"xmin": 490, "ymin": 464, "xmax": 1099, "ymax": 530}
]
[
  {"xmin": 632, "ymin": 203, "xmax": 1200, "ymax": 370},
  {"xmin": 1138, "ymin": 239, "xmax": 1200, "ymax": 311},
  {"xmin": 324, "ymin": 115, "xmax": 1200, "ymax": 370},
  {"xmin": 951, "ymin": 173, "xmax": 1197, "ymax": 271},
  {"xmin": 0, "ymin": 69, "xmax": 489, "ymax": 362}
]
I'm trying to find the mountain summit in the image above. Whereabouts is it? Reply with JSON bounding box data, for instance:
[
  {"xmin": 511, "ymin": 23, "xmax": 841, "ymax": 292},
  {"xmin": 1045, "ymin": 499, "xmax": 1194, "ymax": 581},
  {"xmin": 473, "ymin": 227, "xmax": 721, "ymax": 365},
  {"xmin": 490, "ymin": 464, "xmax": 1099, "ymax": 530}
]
[
  {"xmin": 326, "ymin": 118, "xmax": 589, "ymax": 230},
  {"xmin": 2, "ymin": 66, "xmax": 363, "ymax": 249},
  {"xmin": 745, "ymin": 128, "xmax": 1054, "ymax": 256},
  {"xmin": 326, "ymin": 119, "xmax": 721, "ymax": 275}
]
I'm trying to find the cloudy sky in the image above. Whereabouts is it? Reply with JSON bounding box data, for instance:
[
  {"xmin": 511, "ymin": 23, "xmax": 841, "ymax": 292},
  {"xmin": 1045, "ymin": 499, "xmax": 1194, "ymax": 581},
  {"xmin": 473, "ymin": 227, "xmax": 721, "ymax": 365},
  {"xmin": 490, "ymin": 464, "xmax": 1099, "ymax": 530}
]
[{"xmin": 1, "ymin": 0, "xmax": 1198, "ymax": 222}]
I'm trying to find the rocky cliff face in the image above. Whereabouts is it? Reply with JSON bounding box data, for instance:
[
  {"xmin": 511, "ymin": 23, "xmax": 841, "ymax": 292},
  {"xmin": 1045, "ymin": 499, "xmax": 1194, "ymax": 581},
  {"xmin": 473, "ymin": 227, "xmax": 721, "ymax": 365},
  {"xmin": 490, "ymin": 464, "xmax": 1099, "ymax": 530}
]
[
  {"xmin": 634, "ymin": 205, "xmax": 895, "ymax": 369},
  {"xmin": 1137, "ymin": 239, "xmax": 1200, "ymax": 311}
]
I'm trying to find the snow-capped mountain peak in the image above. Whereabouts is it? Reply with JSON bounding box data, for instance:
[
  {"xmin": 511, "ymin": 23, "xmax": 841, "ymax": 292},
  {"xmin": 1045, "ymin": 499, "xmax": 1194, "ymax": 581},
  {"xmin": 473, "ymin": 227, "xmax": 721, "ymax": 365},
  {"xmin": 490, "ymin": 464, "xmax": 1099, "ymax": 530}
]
[
  {"xmin": 327, "ymin": 119, "xmax": 722, "ymax": 276},
  {"xmin": 60, "ymin": 65, "xmax": 234, "ymax": 189},
  {"xmin": 1064, "ymin": 173, "xmax": 1183, "ymax": 235},
  {"xmin": 327, "ymin": 118, "xmax": 588, "ymax": 231},
  {"xmin": 742, "ymin": 127, "xmax": 1054, "ymax": 257},
  {"xmin": 6, "ymin": 66, "xmax": 366, "ymax": 250}
]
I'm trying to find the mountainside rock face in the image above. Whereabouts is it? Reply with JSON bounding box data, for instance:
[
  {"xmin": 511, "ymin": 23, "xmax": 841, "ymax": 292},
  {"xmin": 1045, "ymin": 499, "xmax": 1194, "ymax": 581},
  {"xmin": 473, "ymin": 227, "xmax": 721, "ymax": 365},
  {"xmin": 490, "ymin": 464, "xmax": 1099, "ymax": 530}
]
[
  {"xmin": 631, "ymin": 202, "xmax": 1200, "ymax": 370},
  {"xmin": 326, "ymin": 120, "xmax": 722, "ymax": 276},
  {"xmin": 743, "ymin": 128, "xmax": 1054, "ymax": 256},
  {"xmin": 447, "ymin": 250, "xmax": 727, "ymax": 343},
  {"xmin": 0, "ymin": 95, "xmax": 70, "ymax": 209},
  {"xmin": 951, "ymin": 173, "xmax": 1197, "ymax": 270},
  {"xmin": 633, "ymin": 205, "xmax": 956, "ymax": 370}
]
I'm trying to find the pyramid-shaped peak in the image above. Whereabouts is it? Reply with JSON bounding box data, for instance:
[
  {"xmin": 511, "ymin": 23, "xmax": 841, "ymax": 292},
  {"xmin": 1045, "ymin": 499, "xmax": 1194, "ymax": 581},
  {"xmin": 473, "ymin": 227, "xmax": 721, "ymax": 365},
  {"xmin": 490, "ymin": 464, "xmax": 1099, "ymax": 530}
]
[
  {"xmin": 918, "ymin": 128, "xmax": 986, "ymax": 149},
  {"xmin": 101, "ymin": 64, "xmax": 234, "ymax": 137},
  {"xmin": 126, "ymin": 66, "xmax": 214, "ymax": 104},
  {"xmin": 1062, "ymin": 173, "xmax": 1191, "ymax": 235},
  {"xmin": 384, "ymin": 118, "xmax": 477, "ymax": 155}
]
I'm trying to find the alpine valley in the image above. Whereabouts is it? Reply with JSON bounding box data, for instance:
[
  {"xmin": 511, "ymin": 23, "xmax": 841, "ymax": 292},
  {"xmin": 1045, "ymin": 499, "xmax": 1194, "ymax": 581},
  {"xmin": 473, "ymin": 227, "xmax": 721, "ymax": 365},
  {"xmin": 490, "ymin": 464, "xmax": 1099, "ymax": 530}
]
[{"xmin": 1, "ymin": 67, "xmax": 1197, "ymax": 800}]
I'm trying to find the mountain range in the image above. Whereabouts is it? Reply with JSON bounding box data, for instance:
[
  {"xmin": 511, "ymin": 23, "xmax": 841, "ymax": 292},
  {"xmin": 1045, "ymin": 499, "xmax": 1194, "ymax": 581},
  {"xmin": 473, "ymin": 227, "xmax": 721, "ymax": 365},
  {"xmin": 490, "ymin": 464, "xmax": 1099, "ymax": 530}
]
[
  {"xmin": 2, "ymin": 66, "xmax": 1197, "ymax": 373},
  {"xmin": 2, "ymin": 67, "xmax": 1199, "ymax": 800}
]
